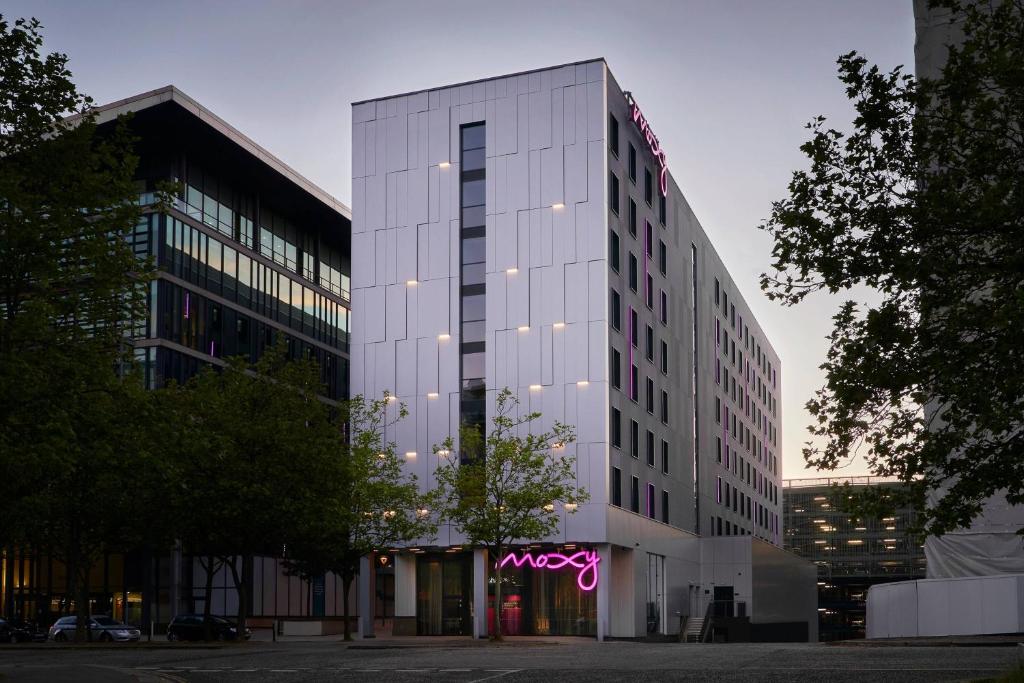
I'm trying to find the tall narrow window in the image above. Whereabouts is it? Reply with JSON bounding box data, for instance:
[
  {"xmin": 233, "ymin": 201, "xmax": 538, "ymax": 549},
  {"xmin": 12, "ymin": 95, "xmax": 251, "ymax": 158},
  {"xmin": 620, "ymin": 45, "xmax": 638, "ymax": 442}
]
[
  {"xmin": 646, "ymin": 430, "xmax": 655, "ymax": 467},
  {"xmin": 609, "ymin": 113, "xmax": 620, "ymax": 156},
  {"xmin": 644, "ymin": 168, "xmax": 653, "ymax": 205},
  {"xmin": 661, "ymin": 491, "xmax": 669, "ymax": 524},
  {"xmin": 610, "ymin": 230, "xmax": 620, "ymax": 272},
  {"xmin": 611, "ymin": 289, "xmax": 621, "ymax": 330},
  {"xmin": 628, "ymin": 144, "xmax": 637, "ymax": 183},
  {"xmin": 610, "ymin": 173, "xmax": 620, "ymax": 214},
  {"xmin": 646, "ymin": 482, "xmax": 656, "ymax": 518},
  {"xmin": 611, "ymin": 407, "xmax": 622, "ymax": 448},
  {"xmin": 661, "ymin": 440, "xmax": 669, "ymax": 474},
  {"xmin": 628, "ymin": 199, "xmax": 637, "ymax": 237},
  {"xmin": 631, "ymin": 476, "xmax": 640, "ymax": 513},
  {"xmin": 612, "ymin": 467, "xmax": 622, "ymax": 507},
  {"xmin": 459, "ymin": 123, "xmax": 486, "ymax": 462},
  {"xmin": 629, "ymin": 253, "xmax": 638, "ymax": 292},
  {"xmin": 611, "ymin": 348, "xmax": 621, "ymax": 390}
]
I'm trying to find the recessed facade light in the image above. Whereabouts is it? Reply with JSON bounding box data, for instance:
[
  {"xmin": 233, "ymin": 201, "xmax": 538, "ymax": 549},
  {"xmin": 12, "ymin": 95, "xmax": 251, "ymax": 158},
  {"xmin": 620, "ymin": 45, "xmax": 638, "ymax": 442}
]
[{"xmin": 439, "ymin": 162, "xmax": 450, "ymax": 168}]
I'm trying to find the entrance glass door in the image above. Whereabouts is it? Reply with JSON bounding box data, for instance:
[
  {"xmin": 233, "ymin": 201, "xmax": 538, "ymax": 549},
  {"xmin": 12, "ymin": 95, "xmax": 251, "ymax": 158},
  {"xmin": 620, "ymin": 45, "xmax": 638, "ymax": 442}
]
[{"xmin": 416, "ymin": 553, "xmax": 472, "ymax": 635}]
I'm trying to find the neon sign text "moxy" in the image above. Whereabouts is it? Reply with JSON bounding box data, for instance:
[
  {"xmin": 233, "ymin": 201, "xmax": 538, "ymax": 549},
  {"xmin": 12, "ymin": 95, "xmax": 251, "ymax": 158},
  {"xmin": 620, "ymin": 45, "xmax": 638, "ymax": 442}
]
[
  {"xmin": 624, "ymin": 92, "xmax": 668, "ymax": 197},
  {"xmin": 497, "ymin": 549, "xmax": 600, "ymax": 591}
]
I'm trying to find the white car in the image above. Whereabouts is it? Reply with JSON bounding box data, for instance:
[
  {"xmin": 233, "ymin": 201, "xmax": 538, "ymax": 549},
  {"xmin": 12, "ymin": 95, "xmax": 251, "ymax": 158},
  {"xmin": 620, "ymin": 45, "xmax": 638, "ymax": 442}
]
[{"xmin": 48, "ymin": 616, "xmax": 141, "ymax": 642}]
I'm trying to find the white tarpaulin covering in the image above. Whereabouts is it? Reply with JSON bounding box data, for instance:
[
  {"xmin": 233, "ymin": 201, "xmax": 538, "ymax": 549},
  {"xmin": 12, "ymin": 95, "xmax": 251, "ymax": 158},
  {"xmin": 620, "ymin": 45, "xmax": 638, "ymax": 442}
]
[{"xmin": 924, "ymin": 491, "xmax": 1024, "ymax": 578}]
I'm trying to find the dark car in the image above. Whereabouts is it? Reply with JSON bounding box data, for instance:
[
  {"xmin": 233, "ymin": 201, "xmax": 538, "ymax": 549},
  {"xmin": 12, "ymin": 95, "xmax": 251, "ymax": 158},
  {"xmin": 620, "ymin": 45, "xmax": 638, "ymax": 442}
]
[
  {"xmin": 166, "ymin": 614, "xmax": 251, "ymax": 641},
  {"xmin": 48, "ymin": 615, "xmax": 141, "ymax": 642},
  {"xmin": 0, "ymin": 618, "xmax": 46, "ymax": 643}
]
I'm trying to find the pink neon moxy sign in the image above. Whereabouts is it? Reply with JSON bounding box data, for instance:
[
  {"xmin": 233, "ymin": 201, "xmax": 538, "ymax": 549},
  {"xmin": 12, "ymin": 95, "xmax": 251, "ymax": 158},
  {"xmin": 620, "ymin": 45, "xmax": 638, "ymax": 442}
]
[
  {"xmin": 497, "ymin": 549, "xmax": 601, "ymax": 591},
  {"xmin": 624, "ymin": 91, "xmax": 669, "ymax": 197}
]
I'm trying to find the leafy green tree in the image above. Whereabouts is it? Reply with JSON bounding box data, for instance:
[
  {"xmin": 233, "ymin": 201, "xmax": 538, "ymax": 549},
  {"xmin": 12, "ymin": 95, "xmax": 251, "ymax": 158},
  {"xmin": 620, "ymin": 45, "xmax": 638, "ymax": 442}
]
[
  {"xmin": 433, "ymin": 388, "xmax": 586, "ymax": 640},
  {"xmin": 0, "ymin": 15, "xmax": 165, "ymax": 638},
  {"xmin": 163, "ymin": 340, "xmax": 339, "ymax": 634},
  {"xmin": 283, "ymin": 392, "xmax": 438, "ymax": 641},
  {"xmin": 760, "ymin": 0, "xmax": 1023, "ymax": 535}
]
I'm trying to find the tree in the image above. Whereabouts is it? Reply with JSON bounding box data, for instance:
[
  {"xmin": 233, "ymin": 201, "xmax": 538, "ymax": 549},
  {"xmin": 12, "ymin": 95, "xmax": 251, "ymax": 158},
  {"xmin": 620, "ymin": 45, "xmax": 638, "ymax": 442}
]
[
  {"xmin": 759, "ymin": 0, "xmax": 1023, "ymax": 535},
  {"xmin": 282, "ymin": 392, "xmax": 437, "ymax": 641},
  {"xmin": 433, "ymin": 388, "xmax": 587, "ymax": 640},
  {"xmin": 162, "ymin": 340, "xmax": 339, "ymax": 634},
  {"xmin": 0, "ymin": 15, "xmax": 165, "ymax": 638}
]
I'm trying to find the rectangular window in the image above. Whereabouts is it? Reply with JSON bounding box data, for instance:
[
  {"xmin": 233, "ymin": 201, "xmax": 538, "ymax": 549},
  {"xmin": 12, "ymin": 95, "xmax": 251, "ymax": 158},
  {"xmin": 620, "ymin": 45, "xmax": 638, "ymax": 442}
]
[
  {"xmin": 611, "ymin": 289, "xmax": 621, "ymax": 331},
  {"xmin": 660, "ymin": 341, "xmax": 668, "ymax": 374},
  {"xmin": 610, "ymin": 172, "xmax": 620, "ymax": 214},
  {"xmin": 629, "ymin": 253, "xmax": 638, "ymax": 292},
  {"xmin": 645, "ymin": 325, "xmax": 654, "ymax": 362},
  {"xmin": 716, "ymin": 436, "xmax": 722, "ymax": 463},
  {"xmin": 630, "ymin": 364, "xmax": 638, "ymax": 401},
  {"xmin": 631, "ymin": 476, "xmax": 640, "ymax": 513},
  {"xmin": 646, "ymin": 430, "xmax": 655, "ymax": 467},
  {"xmin": 611, "ymin": 407, "xmax": 622, "ymax": 448},
  {"xmin": 716, "ymin": 476, "xmax": 722, "ymax": 504},
  {"xmin": 612, "ymin": 467, "xmax": 622, "ymax": 507},
  {"xmin": 628, "ymin": 143, "xmax": 637, "ymax": 183},
  {"xmin": 630, "ymin": 308, "xmax": 638, "ymax": 347},
  {"xmin": 628, "ymin": 199, "xmax": 637, "ymax": 237},
  {"xmin": 609, "ymin": 113, "xmax": 619, "ymax": 156},
  {"xmin": 644, "ymin": 168, "xmax": 653, "ymax": 205},
  {"xmin": 660, "ymin": 290, "xmax": 668, "ymax": 324},
  {"xmin": 647, "ymin": 482, "xmax": 656, "ymax": 518},
  {"xmin": 645, "ymin": 221, "xmax": 653, "ymax": 258},
  {"xmin": 661, "ymin": 440, "xmax": 669, "ymax": 474},
  {"xmin": 645, "ymin": 274, "xmax": 653, "ymax": 308},
  {"xmin": 658, "ymin": 240, "xmax": 667, "ymax": 275},
  {"xmin": 661, "ymin": 390, "xmax": 669, "ymax": 424},
  {"xmin": 661, "ymin": 490, "xmax": 669, "ymax": 524},
  {"xmin": 631, "ymin": 419, "xmax": 640, "ymax": 458},
  {"xmin": 611, "ymin": 348, "xmax": 621, "ymax": 390},
  {"xmin": 659, "ymin": 193, "xmax": 666, "ymax": 225},
  {"xmin": 610, "ymin": 230, "xmax": 620, "ymax": 272},
  {"xmin": 646, "ymin": 377, "xmax": 655, "ymax": 414}
]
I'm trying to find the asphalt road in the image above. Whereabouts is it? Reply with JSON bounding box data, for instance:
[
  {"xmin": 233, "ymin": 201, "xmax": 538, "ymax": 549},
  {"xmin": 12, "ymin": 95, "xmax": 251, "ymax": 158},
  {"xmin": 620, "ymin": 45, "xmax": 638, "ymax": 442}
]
[{"xmin": 0, "ymin": 640, "xmax": 1020, "ymax": 682}]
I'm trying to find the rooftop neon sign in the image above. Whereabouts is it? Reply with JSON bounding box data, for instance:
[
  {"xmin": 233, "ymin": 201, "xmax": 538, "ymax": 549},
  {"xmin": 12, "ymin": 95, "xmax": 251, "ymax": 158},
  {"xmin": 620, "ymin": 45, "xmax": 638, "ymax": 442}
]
[
  {"xmin": 624, "ymin": 91, "xmax": 668, "ymax": 197},
  {"xmin": 497, "ymin": 549, "xmax": 600, "ymax": 591}
]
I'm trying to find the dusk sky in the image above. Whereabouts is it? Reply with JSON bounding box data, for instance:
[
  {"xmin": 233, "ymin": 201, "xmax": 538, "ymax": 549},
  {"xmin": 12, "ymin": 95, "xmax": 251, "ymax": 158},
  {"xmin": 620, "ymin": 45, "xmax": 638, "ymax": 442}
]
[{"xmin": 10, "ymin": 0, "xmax": 916, "ymax": 479}]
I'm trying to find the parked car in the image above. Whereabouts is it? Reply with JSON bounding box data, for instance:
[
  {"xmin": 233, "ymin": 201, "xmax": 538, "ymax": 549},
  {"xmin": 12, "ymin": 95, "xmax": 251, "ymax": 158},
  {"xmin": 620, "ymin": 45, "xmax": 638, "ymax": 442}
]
[
  {"xmin": 0, "ymin": 618, "xmax": 46, "ymax": 643},
  {"xmin": 48, "ymin": 616, "xmax": 141, "ymax": 642},
  {"xmin": 166, "ymin": 614, "xmax": 251, "ymax": 641}
]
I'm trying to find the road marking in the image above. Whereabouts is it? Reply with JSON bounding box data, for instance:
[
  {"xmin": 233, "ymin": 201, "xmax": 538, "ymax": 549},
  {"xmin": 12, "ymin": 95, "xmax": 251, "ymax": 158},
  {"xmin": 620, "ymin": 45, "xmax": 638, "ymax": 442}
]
[
  {"xmin": 269, "ymin": 670, "xmax": 297, "ymax": 673},
  {"xmin": 441, "ymin": 670, "xmax": 473, "ymax": 672},
  {"xmin": 470, "ymin": 671, "xmax": 521, "ymax": 683}
]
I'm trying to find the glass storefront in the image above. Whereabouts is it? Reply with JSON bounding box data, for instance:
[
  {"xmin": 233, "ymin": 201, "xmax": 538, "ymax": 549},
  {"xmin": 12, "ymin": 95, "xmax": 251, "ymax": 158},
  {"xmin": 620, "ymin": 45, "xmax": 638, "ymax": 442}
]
[
  {"xmin": 487, "ymin": 549, "xmax": 597, "ymax": 636},
  {"xmin": 415, "ymin": 553, "xmax": 472, "ymax": 635}
]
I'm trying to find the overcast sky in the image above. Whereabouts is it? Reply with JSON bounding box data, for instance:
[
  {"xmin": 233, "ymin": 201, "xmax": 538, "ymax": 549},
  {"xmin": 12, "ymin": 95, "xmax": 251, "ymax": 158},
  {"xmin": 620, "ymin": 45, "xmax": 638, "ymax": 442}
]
[{"xmin": 8, "ymin": 0, "xmax": 916, "ymax": 480}]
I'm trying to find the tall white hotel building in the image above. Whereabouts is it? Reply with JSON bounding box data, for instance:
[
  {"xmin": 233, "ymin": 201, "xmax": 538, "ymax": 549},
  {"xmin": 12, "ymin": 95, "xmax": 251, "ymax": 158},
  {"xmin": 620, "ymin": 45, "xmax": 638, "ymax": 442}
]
[{"xmin": 350, "ymin": 59, "xmax": 814, "ymax": 641}]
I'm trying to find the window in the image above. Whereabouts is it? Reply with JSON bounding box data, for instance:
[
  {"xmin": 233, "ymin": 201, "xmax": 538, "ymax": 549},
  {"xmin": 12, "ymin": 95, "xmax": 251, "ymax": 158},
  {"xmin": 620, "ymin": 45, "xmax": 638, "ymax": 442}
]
[
  {"xmin": 661, "ymin": 390, "xmax": 669, "ymax": 424},
  {"xmin": 610, "ymin": 230, "xmax": 620, "ymax": 272},
  {"xmin": 611, "ymin": 407, "xmax": 622, "ymax": 448},
  {"xmin": 658, "ymin": 240, "xmax": 667, "ymax": 275},
  {"xmin": 628, "ymin": 143, "xmax": 637, "ymax": 183},
  {"xmin": 609, "ymin": 113, "xmax": 619, "ymax": 156},
  {"xmin": 661, "ymin": 490, "xmax": 669, "ymax": 524},
  {"xmin": 646, "ymin": 377, "xmax": 655, "ymax": 414},
  {"xmin": 714, "ymin": 278, "xmax": 720, "ymax": 306},
  {"xmin": 716, "ymin": 476, "xmax": 722, "ymax": 504},
  {"xmin": 715, "ymin": 397, "xmax": 721, "ymax": 423},
  {"xmin": 660, "ymin": 341, "xmax": 668, "ymax": 374},
  {"xmin": 628, "ymin": 199, "xmax": 637, "ymax": 237},
  {"xmin": 730, "ymin": 303, "xmax": 736, "ymax": 328},
  {"xmin": 629, "ymin": 253, "xmax": 638, "ymax": 292},
  {"xmin": 631, "ymin": 476, "xmax": 640, "ymax": 513},
  {"xmin": 611, "ymin": 289, "xmax": 621, "ymax": 330},
  {"xmin": 716, "ymin": 436, "xmax": 722, "ymax": 463},
  {"xmin": 644, "ymin": 168, "xmax": 653, "ymax": 205},
  {"xmin": 645, "ymin": 221, "xmax": 653, "ymax": 258},
  {"xmin": 612, "ymin": 467, "xmax": 622, "ymax": 507},
  {"xmin": 610, "ymin": 172, "xmax": 620, "ymax": 214},
  {"xmin": 630, "ymin": 308, "xmax": 638, "ymax": 347},
  {"xmin": 630, "ymin": 364, "xmax": 638, "ymax": 401},
  {"xmin": 646, "ymin": 482, "xmax": 656, "ymax": 518},
  {"xmin": 659, "ymin": 193, "xmax": 666, "ymax": 225},
  {"xmin": 645, "ymin": 324, "xmax": 654, "ymax": 362},
  {"xmin": 611, "ymin": 348, "xmax": 622, "ymax": 390},
  {"xmin": 646, "ymin": 430, "xmax": 655, "ymax": 467},
  {"xmin": 660, "ymin": 290, "xmax": 668, "ymax": 324},
  {"xmin": 661, "ymin": 440, "xmax": 669, "ymax": 474},
  {"xmin": 631, "ymin": 419, "xmax": 640, "ymax": 458}
]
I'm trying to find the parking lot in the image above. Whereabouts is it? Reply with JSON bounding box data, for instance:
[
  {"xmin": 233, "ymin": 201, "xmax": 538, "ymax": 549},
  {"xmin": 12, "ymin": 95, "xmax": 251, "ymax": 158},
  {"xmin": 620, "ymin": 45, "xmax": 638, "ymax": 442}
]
[{"xmin": 0, "ymin": 638, "xmax": 1021, "ymax": 682}]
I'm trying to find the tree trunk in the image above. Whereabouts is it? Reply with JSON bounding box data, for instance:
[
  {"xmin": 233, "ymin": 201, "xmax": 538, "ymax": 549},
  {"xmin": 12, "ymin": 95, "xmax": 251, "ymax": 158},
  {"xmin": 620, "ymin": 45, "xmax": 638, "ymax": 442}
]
[
  {"xmin": 75, "ymin": 565, "xmax": 91, "ymax": 643},
  {"xmin": 342, "ymin": 573, "xmax": 353, "ymax": 642},
  {"xmin": 492, "ymin": 545, "xmax": 503, "ymax": 641},
  {"xmin": 201, "ymin": 554, "xmax": 216, "ymax": 641},
  {"xmin": 232, "ymin": 554, "xmax": 252, "ymax": 637}
]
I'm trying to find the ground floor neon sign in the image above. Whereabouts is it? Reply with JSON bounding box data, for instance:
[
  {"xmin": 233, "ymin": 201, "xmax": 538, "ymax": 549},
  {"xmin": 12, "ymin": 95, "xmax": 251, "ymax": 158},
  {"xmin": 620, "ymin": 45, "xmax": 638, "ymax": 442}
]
[{"xmin": 497, "ymin": 549, "xmax": 600, "ymax": 591}]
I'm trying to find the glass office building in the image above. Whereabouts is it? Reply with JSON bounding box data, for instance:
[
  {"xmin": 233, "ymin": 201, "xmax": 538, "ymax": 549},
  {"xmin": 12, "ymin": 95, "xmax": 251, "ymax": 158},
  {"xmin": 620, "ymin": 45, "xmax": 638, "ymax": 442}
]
[
  {"xmin": 0, "ymin": 86, "xmax": 353, "ymax": 629},
  {"xmin": 783, "ymin": 477, "xmax": 926, "ymax": 640}
]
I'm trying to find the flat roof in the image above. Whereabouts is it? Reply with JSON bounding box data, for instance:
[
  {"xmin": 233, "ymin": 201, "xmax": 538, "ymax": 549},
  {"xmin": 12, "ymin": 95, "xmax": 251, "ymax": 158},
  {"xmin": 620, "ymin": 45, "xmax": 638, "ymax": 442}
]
[
  {"xmin": 80, "ymin": 85, "xmax": 350, "ymax": 221},
  {"xmin": 351, "ymin": 57, "xmax": 606, "ymax": 106}
]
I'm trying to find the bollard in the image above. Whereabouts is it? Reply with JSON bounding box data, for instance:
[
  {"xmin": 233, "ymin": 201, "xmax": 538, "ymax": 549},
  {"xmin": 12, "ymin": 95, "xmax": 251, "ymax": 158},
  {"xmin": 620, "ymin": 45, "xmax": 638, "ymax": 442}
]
[
  {"xmin": 273, "ymin": 619, "xmax": 277, "ymax": 642},
  {"xmin": 149, "ymin": 621, "xmax": 154, "ymax": 642}
]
